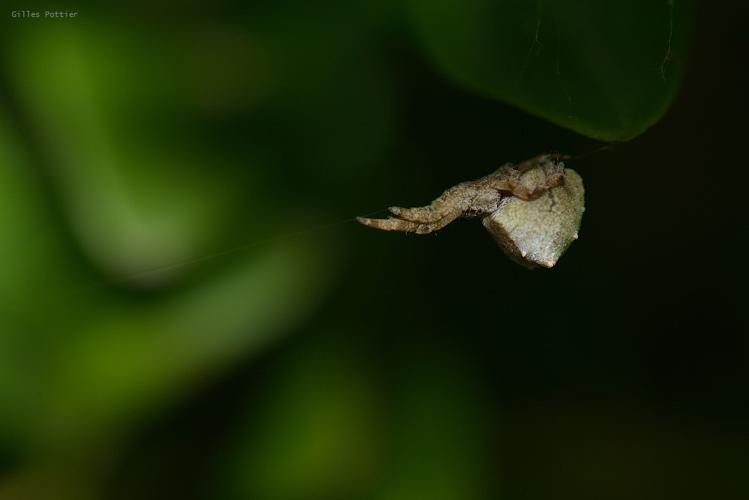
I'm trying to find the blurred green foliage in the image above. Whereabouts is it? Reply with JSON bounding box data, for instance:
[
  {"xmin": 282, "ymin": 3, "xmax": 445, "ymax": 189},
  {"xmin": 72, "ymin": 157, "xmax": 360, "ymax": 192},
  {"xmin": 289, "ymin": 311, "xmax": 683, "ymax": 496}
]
[{"xmin": 1, "ymin": 1, "xmax": 747, "ymax": 500}]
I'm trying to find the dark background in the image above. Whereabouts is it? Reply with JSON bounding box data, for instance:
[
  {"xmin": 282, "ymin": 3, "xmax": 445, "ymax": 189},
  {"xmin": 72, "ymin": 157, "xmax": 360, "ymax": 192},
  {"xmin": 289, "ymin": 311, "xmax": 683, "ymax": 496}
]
[{"xmin": 0, "ymin": 1, "xmax": 747, "ymax": 499}]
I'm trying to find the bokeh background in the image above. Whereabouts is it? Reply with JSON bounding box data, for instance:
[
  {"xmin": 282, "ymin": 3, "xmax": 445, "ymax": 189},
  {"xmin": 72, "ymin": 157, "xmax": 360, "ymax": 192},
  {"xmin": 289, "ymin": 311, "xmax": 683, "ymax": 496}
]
[{"xmin": 1, "ymin": 1, "xmax": 747, "ymax": 499}]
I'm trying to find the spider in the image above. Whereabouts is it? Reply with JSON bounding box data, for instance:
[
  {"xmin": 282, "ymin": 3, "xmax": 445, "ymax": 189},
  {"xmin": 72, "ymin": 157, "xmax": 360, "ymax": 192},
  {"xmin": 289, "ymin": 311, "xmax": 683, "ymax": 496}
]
[{"xmin": 357, "ymin": 154, "xmax": 585, "ymax": 268}]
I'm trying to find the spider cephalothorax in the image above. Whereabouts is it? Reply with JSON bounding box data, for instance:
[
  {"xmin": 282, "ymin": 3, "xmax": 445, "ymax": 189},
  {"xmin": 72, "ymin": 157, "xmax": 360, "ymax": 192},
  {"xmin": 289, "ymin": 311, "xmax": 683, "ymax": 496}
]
[{"xmin": 358, "ymin": 154, "xmax": 585, "ymax": 268}]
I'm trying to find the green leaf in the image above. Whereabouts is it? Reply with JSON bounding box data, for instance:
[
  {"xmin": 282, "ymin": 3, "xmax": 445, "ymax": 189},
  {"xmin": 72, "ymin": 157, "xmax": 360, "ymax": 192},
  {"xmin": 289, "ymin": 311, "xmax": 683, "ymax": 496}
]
[{"xmin": 404, "ymin": 0, "xmax": 693, "ymax": 140}]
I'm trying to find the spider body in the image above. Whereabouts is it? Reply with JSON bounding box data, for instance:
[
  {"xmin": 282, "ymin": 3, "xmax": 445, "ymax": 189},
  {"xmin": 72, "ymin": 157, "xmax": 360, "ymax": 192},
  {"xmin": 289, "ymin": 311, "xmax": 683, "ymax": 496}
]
[{"xmin": 357, "ymin": 154, "xmax": 585, "ymax": 268}]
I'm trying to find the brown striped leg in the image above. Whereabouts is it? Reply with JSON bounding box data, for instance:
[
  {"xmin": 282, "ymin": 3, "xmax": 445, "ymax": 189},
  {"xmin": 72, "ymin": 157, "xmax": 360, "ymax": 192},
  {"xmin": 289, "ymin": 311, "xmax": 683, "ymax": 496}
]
[
  {"xmin": 489, "ymin": 165, "xmax": 565, "ymax": 201},
  {"xmin": 387, "ymin": 183, "xmax": 473, "ymax": 223},
  {"xmin": 357, "ymin": 208, "xmax": 463, "ymax": 235}
]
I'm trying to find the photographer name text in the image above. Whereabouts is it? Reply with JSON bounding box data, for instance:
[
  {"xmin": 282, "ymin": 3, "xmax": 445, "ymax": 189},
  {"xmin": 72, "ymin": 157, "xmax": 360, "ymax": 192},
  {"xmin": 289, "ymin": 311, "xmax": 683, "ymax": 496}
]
[{"xmin": 11, "ymin": 10, "xmax": 79, "ymax": 19}]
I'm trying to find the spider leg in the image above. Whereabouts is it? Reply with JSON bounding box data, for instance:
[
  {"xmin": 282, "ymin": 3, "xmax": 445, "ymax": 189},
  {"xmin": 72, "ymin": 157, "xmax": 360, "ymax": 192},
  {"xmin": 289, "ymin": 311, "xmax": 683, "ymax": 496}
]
[
  {"xmin": 356, "ymin": 216, "xmax": 416, "ymax": 232},
  {"xmin": 414, "ymin": 210, "xmax": 463, "ymax": 234},
  {"xmin": 387, "ymin": 184, "xmax": 471, "ymax": 223},
  {"xmin": 357, "ymin": 208, "xmax": 463, "ymax": 235},
  {"xmin": 489, "ymin": 164, "xmax": 566, "ymax": 201},
  {"xmin": 388, "ymin": 202, "xmax": 451, "ymax": 223},
  {"xmin": 514, "ymin": 153, "xmax": 569, "ymax": 173}
]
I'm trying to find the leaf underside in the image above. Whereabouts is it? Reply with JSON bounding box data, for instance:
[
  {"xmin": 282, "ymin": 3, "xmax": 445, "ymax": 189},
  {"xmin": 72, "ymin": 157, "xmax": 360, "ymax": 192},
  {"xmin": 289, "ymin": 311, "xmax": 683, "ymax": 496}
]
[{"xmin": 406, "ymin": 0, "xmax": 693, "ymax": 140}]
